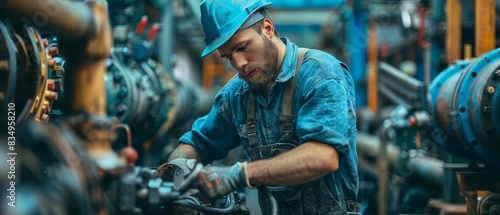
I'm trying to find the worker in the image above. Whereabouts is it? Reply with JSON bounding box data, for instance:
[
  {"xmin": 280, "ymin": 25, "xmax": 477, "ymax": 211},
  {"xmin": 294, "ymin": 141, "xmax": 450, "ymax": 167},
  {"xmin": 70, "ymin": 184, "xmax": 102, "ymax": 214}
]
[{"xmin": 157, "ymin": 0, "xmax": 360, "ymax": 214}]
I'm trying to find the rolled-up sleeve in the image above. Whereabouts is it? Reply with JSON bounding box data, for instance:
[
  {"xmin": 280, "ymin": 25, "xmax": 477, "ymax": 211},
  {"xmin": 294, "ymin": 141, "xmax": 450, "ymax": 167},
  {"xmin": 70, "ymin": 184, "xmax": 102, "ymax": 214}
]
[
  {"xmin": 295, "ymin": 62, "xmax": 353, "ymax": 159},
  {"xmin": 179, "ymin": 90, "xmax": 240, "ymax": 164}
]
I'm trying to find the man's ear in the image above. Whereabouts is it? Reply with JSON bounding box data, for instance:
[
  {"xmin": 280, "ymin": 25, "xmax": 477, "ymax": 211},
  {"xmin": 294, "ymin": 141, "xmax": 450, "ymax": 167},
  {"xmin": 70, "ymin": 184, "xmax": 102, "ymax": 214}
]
[{"xmin": 262, "ymin": 18, "xmax": 275, "ymax": 39}]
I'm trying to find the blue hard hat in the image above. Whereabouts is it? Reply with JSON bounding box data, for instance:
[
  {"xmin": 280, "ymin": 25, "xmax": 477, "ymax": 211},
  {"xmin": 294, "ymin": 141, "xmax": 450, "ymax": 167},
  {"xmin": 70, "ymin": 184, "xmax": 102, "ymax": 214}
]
[{"xmin": 200, "ymin": 0, "xmax": 272, "ymax": 57}]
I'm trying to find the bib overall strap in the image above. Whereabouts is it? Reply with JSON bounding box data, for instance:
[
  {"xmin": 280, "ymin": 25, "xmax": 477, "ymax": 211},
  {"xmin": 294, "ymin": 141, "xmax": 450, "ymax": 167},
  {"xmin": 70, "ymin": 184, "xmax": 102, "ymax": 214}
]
[
  {"xmin": 246, "ymin": 48, "xmax": 309, "ymax": 153},
  {"xmin": 246, "ymin": 92, "xmax": 259, "ymax": 154},
  {"xmin": 279, "ymin": 48, "xmax": 309, "ymax": 142}
]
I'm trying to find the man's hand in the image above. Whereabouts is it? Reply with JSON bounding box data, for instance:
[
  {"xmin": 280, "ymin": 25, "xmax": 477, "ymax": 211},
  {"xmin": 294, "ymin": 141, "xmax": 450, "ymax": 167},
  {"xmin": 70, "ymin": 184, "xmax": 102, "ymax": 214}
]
[{"xmin": 193, "ymin": 162, "xmax": 249, "ymax": 199}]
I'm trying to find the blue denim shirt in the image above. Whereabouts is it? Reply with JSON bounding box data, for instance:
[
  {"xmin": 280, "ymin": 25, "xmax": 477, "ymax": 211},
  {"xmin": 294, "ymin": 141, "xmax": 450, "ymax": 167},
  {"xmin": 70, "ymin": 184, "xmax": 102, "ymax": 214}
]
[{"xmin": 179, "ymin": 37, "xmax": 358, "ymax": 201}]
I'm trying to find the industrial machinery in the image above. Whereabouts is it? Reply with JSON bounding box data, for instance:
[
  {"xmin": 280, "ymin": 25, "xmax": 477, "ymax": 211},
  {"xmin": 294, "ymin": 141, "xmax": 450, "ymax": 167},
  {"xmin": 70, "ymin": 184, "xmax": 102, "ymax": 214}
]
[
  {"xmin": 0, "ymin": 0, "xmax": 244, "ymax": 214},
  {"xmin": 3, "ymin": 120, "xmax": 253, "ymax": 215},
  {"xmin": 426, "ymin": 48, "xmax": 500, "ymax": 215},
  {"xmin": 353, "ymin": 1, "xmax": 500, "ymax": 215},
  {"xmin": 357, "ymin": 52, "xmax": 500, "ymax": 215},
  {"xmin": 2, "ymin": 0, "xmax": 500, "ymax": 214},
  {"xmin": 40, "ymin": 0, "xmax": 213, "ymax": 166}
]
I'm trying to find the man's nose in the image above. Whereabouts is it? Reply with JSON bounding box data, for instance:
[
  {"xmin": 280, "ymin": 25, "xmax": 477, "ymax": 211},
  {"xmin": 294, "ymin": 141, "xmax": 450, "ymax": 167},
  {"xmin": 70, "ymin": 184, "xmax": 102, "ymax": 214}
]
[{"xmin": 231, "ymin": 53, "xmax": 248, "ymax": 70}]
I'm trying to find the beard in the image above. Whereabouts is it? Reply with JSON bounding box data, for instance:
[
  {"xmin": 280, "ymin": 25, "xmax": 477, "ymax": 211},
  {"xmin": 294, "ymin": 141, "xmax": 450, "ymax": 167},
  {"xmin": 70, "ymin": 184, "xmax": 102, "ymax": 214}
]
[{"xmin": 239, "ymin": 35, "xmax": 278, "ymax": 91}]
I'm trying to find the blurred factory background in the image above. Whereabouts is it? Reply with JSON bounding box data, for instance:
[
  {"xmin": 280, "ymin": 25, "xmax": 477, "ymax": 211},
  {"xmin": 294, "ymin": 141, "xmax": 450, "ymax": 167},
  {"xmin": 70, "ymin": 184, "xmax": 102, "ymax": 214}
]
[{"xmin": 1, "ymin": 0, "xmax": 500, "ymax": 214}]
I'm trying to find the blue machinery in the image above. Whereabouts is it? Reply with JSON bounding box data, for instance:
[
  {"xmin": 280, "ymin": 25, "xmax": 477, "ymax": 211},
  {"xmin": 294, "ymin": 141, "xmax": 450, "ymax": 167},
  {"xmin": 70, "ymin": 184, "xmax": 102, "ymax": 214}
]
[
  {"xmin": 357, "ymin": 48, "xmax": 500, "ymax": 215},
  {"xmin": 428, "ymin": 49, "xmax": 500, "ymax": 214},
  {"xmin": 0, "ymin": 0, "xmax": 220, "ymax": 214},
  {"xmin": 430, "ymin": 49, "xmax": 500, "ymax": 166},
  {"xmin": 351, "ymin": 0, "xmax": 500, "ymax": 214}
]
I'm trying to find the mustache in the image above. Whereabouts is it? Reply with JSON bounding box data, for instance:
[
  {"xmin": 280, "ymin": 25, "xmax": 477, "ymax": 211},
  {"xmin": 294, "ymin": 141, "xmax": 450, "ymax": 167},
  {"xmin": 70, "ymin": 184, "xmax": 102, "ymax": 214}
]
[{"xmin": 240, "ymin": 65, "xmax": 258, "ymax": 77}]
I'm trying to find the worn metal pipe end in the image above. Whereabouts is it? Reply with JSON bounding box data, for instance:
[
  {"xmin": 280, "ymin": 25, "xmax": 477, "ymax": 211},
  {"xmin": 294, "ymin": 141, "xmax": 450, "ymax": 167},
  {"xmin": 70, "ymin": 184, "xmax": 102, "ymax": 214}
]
[{"xmin": 0, "ymin": 0, "xmax": 93, "ymax": 43}]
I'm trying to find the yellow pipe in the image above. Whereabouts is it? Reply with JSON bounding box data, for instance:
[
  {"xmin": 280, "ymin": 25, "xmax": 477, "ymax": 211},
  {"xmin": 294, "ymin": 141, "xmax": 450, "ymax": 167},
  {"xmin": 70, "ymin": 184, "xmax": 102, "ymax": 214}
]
[
  {"xmin": 464, "ymin": 44, "xmax": 472, "ymax": 60},
  {"xmin": 475, "ymin": 0, "xmax": 496, "ymax": 57},
  {"xmin": 367, "ymin": 21, "xmax": 378, "ymax": 113},
  {"xmin": 446, "ymin": 0, "xmax": 462, "ymax": 64},
  {"xmin": 61, "ymin": 2, "xmax": 111, "ymax": 116}
]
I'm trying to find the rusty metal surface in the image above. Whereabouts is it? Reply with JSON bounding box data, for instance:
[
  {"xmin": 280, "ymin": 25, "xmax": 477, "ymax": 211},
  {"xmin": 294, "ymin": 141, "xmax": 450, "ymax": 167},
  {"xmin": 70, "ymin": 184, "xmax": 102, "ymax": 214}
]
[
  {"xmin": 0, "ymin": 0, "xmax": 93, "ymax": 43},
  {"xmin": 61, "ymin": 1, "xmax": 111, "ymax": 116}
]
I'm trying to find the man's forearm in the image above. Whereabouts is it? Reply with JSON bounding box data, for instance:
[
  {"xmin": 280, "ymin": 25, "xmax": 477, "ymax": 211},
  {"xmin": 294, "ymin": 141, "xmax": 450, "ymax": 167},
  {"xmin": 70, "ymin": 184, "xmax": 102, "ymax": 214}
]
[
  {"xmin": 168, "ymin": 143, "xmax": 202, "ymax": 163},
  {"xmin": 246, "ymin": 141, "xmax": 339, "ymax": 187}
]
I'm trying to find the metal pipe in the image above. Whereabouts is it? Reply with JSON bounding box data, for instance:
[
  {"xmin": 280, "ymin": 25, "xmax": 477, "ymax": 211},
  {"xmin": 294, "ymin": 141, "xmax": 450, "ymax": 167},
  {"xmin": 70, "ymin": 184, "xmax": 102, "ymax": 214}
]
[
  {"xmin": 0, "ymin": 0, "xmax": 94, "ymax": 43},
  {"xmin": 60, "ymin": 1, "xmax": 111, "ymax": 116},
  {"xmin": 356, "ymin": 132, "xmax": 400, "ymax": 167},
  {"xmin": 159, "ymin": 0, "xmax": 175, "ymax": 72},
  {"xmin": 475, "ymin": 0, "xmax": 496, "ymax": 57},
  {"xmin": 378, "ymin": 85, "xmax": 413, "ymax": 109},
  {"xmin": 61, "ymin": 1, "xmax": 118, "ymax": 169},
  {"xmin": 367, "ymin": 21, "xmax": 378, "ymax": 113},
  {"xmin": 174, "ymin": 81, "xmax": 213, "ymax": 124},
  {"xmin": 357, "ymin": 132, "xmax": 444, "ymax": 187},
  {"xmin": 0, "ymin": 0, "xmax": 111, "ymax": 115},
  {"xmin": 2, "ymin": 0, "xmax": 119, "ymax": 169},
  {"xmin": 456, "ymin": 172, "xmax": 480, "ymax": 215},
  {"xmin": 445, "ymin": 0, "xmax": 462, "ymax": 64},
  {"xmin": 377, "ymin": 119, "xmax": 393, "ymax": 215},
  {"xmin": 379, "ymin": 62, "xmax": 423, "ymax": 92},
  {"xmin": 4, "ymin": 0, "xmax": 109, "ymax": 116},
  {"xmin": 423, "ymin": 44, "xmax": 431, "ymax": 85},
  {"xmin": 407, "ymin": 156, "xmax": 443, "ymax": 187}
]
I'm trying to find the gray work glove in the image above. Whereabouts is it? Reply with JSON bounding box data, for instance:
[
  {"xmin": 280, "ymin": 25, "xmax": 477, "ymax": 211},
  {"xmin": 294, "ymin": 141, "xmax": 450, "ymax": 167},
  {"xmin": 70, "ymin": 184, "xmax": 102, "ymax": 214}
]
[{"xmin": 193, "ymin": 162, "xmax": 251, "ymax": 199}]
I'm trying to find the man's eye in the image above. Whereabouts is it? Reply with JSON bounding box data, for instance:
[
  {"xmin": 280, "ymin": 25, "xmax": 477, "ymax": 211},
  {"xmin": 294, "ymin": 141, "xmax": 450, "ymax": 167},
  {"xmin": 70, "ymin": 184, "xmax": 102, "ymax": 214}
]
[
  {"xmin": 237, "ymin": 43, "xmax": 248, "ymax": 52},
  {"xmin": 221, "ymin": 54, "xmax": 232, "ymax": 61}
]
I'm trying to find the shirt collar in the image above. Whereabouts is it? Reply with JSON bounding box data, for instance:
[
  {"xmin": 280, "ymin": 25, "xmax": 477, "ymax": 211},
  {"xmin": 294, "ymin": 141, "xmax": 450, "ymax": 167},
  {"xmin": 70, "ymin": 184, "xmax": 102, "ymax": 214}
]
[{"xmin": 236, "ymin": 37, "xmax": 298, "ymax": 96}]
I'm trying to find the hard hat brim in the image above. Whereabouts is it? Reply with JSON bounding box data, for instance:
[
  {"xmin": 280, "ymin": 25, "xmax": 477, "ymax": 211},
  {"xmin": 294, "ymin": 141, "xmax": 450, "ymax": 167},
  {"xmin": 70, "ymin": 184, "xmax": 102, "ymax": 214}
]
[
  {"xmin": 201, "ymin": 27, "xmax": 236, "ymax": 57},
  {"xmin": 200, "ymin": 2, "xmax": 271, "ymax": 57}
]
